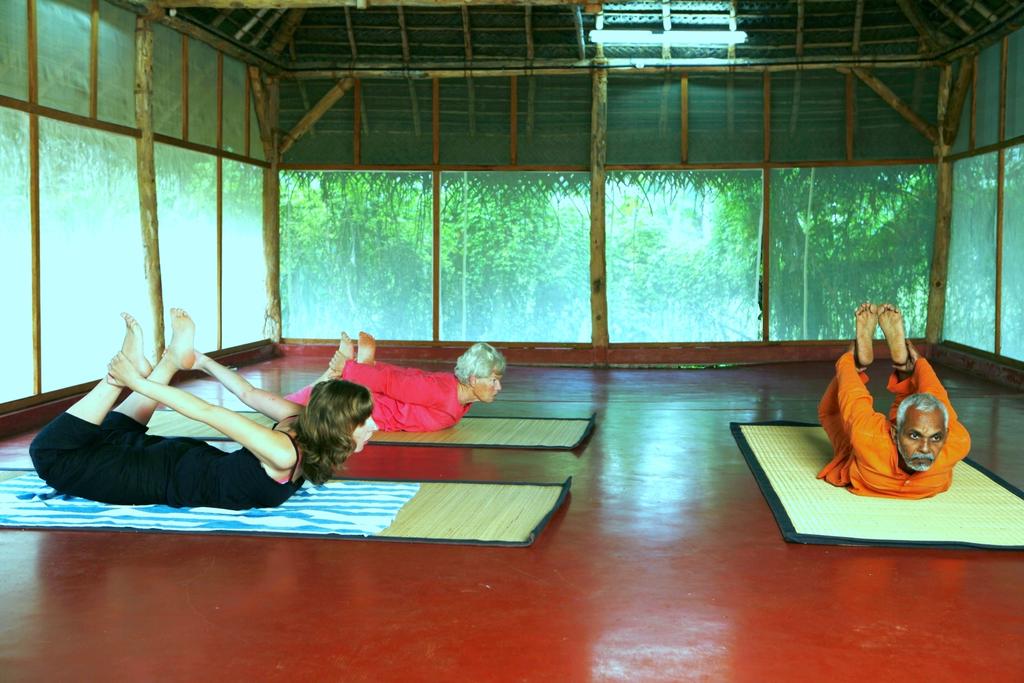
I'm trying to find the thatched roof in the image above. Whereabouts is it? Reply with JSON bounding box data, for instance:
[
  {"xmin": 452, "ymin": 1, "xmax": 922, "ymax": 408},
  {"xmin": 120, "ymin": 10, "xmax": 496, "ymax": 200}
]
[{"xmin": 138, "ymin": 1, "xmax": 1022, "ymax": 74}]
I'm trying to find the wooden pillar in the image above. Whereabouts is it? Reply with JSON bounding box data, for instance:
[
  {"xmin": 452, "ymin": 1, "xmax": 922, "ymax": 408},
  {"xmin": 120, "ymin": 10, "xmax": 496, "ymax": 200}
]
[
  {"xmin": 263, "ymin": 76, "xmax": 282, "ymax": 342},
  {"xmin": 926, "ymin": 155, "xmax": 952, "ymax": 344},
  {"xmin": 589, "ymin": 67, "xmax": 609, "ymax": 366},
  {"xmin": 134, "ymin": 17, "xmax": 165, "ymax": 356}
]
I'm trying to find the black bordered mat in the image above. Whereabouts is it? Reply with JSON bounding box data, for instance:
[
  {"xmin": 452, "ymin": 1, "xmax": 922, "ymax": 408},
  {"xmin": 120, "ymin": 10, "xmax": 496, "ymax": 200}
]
[{"xmin": 731, "ymin": 421, "xmax": 1024, "ymax": 550}]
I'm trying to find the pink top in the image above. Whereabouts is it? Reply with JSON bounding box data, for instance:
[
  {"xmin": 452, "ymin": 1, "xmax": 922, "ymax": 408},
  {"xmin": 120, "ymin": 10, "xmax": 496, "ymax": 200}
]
[{"xmin": 285, "ymin": 362, "xmax": 470, "ymax": 432}]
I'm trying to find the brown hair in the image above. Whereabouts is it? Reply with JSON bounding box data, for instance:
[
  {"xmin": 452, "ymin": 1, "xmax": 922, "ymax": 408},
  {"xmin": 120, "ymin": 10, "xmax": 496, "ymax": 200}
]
[{"xmin": 292, "ymin": 380, "xmax": 373, "ymax": 485}]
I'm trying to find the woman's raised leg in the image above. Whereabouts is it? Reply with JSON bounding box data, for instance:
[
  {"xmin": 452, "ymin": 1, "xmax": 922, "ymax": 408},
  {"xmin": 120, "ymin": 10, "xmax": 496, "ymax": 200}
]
[{"xmin": 113, "ymin": 308, "xmax": 195, "ymax": 425}]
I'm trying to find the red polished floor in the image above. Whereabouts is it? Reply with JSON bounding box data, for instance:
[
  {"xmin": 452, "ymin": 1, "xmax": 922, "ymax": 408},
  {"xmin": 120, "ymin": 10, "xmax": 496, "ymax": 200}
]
[{"xmin": 1, "ymin": 353, "xmax": 1022, "ymax": 682}]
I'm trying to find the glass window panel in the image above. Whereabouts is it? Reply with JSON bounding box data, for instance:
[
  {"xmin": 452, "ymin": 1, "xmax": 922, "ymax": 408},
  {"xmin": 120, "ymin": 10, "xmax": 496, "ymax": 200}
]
[
  {"xmin": 37, "ymin": 0, "xmax": 90, "ymax": 116},
  {"xmin": 222, "ymin": 56, "xmax": 246, "ymax": 154},
  {"xmin": 854, "ymin": 69, "xmax": 937, "ymax": 160},
  {"xmin": 39, "ymin": 119, "xmax": 152, "ymax": 391},
  {"xmin": 606, "ymin": 170, "xmax": 762, "ymax": 342},
  {"xmin": 440, "ymin": 172, "xmax": 591, "ymax": 342},
  {"xmin": 153, "ymin": 23, "xmax": 182, "ymax": 139},
  {"xmin": 946, "ymin": 153, "xmax": 998, "ymax": 351},
  {"xmin": 187, "ymin": 39, "xmax": 218, "ymax": 148},
  {"xmin": 770, "ymin": 71, "xmax": 845, "ymax": 162},
  {"xmin": 440, "ymin": 78, "xmax": 511, "ymax": 165},
  {"xmin": 0, "ymin": 0, "xmax": 28, "ymax": 100},
  {"xmin": 155, "ymin": 144, "xmax": 218, "ymax": 353},
  {"xmin": 769, "ymin": 165, "xmax": 935, "ymax": 341},
  {"xmin": 1002, "ymin": 145, "xmax": 1024, "ymax": 361},
  {"xmin": 975, "ymin": 44, "xmax": 1001, "ymax": 148},
  {"xmin": 279, "ymin": 80, "xmax": 352, "ymax": 164},
  {"xmin": 361, "ymin": 78, "xmax": 433, "ymax": 165},
  {"xmin": 607, "ymin": 74, "xmax": 681, "ymax": 165},
  {"xmin": 222, "ymin": 160, "xmax": 267, "ymax": 347},
  {"xmin": 689, "ymin": 74, "xmax": 763, "ymax": 164},
  {"xmin": 517, "ymin": 75, "xmax": 590, "ymax": 166},
  {"xmin": 97, "ymin": 2, "xmax": 134, "ymax": 127},
  {"xmin": 280, "ymin": 171, "xmax": 432, "ymax": 340},
  {"xmin": 1007, "ymin": 31, "xmax": 1024, "ymax": 140},
  {"xmin": 0, "ymin": 109, "xmax": 33, "ymax": 402}
]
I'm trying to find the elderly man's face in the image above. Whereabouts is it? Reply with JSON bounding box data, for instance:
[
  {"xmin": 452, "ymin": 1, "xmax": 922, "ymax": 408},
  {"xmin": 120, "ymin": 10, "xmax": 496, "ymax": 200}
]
[{"xmin": 891, "ymin": 407, "xmax": 947, "ymax": 473}]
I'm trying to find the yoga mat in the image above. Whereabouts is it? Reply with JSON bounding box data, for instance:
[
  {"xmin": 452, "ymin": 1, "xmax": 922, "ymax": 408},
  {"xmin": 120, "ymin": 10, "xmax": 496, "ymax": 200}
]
[
  {"xmin": 148, "ymin": 410, "xmax": 596, "ymax": 450},
  {"xmin": 373, "ymin": 415, "xmax": 596, "ymax": 449},
  {"xmin": 731, "ymin": 421, "xmax": 1024, "ymax": 550},
  {"xmin": 0, "ymin": 472, "xmax": 570, "ymax": 546}
]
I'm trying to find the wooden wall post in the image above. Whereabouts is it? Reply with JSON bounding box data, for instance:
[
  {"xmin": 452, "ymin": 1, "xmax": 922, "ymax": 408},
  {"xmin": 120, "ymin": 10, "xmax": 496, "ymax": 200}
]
[
  {"xmin": 589, "ymin": 67, "xmax": 609, "ymax": 366},
  {"xmin": 262, "ymin": 76, "xmax": 282, "ymax": 342},
  {"xmin": 134, "ymin": 17, "xmax": 165, "ymax": 356}
]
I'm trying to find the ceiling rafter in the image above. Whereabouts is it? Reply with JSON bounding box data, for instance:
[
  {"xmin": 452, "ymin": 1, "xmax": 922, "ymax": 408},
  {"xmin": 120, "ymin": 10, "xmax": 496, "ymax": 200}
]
[
  {"xmin": 894, "ymin": 0, "xmax": 953, "ymax": 51},
  {"xmin": 852, "ymin": 0, "xmax": 864, "ymax": 55},
  {"xmin": 268, "ymin": 9, "xmax": 307, "ymax": 56},
  {"xmin": 344, "ymin": 7, "xmax": 358, "ymax": 60},
  {"xmin": 525, "ymin": 6, "xmax": 535, "ymax": 62},
  {"xmin": 572, "ymin": 6, "xmax": 586, "ymax": 60},
  {"xmin": 928, "ymin": 0, "xmax": 976, "ymax": 35}
]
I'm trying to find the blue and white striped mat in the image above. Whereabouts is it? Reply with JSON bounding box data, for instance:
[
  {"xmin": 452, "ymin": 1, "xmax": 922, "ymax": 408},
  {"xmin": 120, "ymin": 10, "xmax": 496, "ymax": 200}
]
[{"xmin": 0, "ymin": 473, "xmax": 419, "ymax": 538}]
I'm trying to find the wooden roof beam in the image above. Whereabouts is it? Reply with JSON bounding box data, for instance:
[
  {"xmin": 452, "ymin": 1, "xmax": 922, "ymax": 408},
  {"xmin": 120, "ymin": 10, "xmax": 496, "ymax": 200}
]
[
  {"xmin": 968, "ymin": 0, "xmax": 998, "ymax": 24},
  {"xmin": 461, "ymin": 6, "xmax": 476, "ymax": 134},
  {"xmin": 344, "ymin": 7, "xmax": 358, "ymax": 60},
  {"xmin": 848, "ymin": 67, "xmax": 939, "ymax": 144},
  {"xmin": 795, "ymin": 0, "xmax": 805, "ymax": 59},
  {"xmin": 851, "ymin": 0, "xmax": 864, "ymax": 55},
  {"xmin": 249, "ymin": 9, "xmax": 286, "ymax": 47},
  {"xmin": 160, "ymin": 0, "xmax": 593, "ymax": 7},
  {"xmin": 526, "ymin": 6, "xmax": 535, "ymax": 62},
  {"xmin": 928, "ymin": 0, "xmax": 976, "ymax": 35},
  {"xmin": 397, "ymin": 5, "xmax": 411, "ymax": 62},
  {"xmin": 573, "ymin": 6, "xmax": 586, "ymax": 60},
  {"xmin": 942, "ymin": 56, "xmax": 975, "ymax": 145},
  {"xmin": 268, "ymin": 9, "xmax": 307, "ymax": 56},
  {"xmin": 234, "ymin": 8, "xmax": 269, "ymax": 42},
  {"xmin": 280, "ymin": 78, "xmax": 354, "ymax": 154},
  {"xmin": 894, "ymin": 0, "xmax": 953, "ymax": 51},
  {"xmin": 210, "ymin": 9, "xmax": 231, "ymax": 29},
  {"xmin": 727, "ymin": 0, "xmax": 737, "ymax": 60},
  {"xmin": 461, "ymin": 5, "xmax": 473, "ymax": 62}
]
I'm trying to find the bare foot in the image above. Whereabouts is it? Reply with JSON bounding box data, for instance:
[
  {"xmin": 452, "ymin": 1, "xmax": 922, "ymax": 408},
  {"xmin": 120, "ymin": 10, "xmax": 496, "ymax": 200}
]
[
  {"xmin": 877, "ymin": 303, "xmax": 908, "ymax": 367},
  {"xmin": 338, "ymin": 332, "xmax": 355, "ymax": 362},
  {"xmin": 314, "ymin": 333, "xmax": 354, "ymax": 383},
  {"xmin": 853, "ymin": 302, "xmax": 878, "ymax": 370},
  {"xmin": 120, "ymin": 312, "xmax": 153, "ymax": 376},
  {"xmin": 165, "ymin": 308, "xmax": 196, "ymax": 370},
  {"xmin": 357, "ymin": 331, "xmax": 376, "ymax": 365}
]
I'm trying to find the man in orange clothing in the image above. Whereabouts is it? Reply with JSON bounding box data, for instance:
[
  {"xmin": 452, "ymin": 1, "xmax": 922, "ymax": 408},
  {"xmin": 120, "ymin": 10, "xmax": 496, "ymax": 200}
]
[{"xmin": 816, "ymin": 303, "xmax": 971, "ymax": 499}]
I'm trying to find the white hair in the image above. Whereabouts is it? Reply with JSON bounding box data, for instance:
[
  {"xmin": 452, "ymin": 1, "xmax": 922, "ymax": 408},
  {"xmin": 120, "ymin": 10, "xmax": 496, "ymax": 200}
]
[
  {"xmin": 896, "ymin": 393, "xmax": 949, "ymax": 432},
  {"xmin": 454, "ymin": 342, "xmax": 506, "ymax": 383}
]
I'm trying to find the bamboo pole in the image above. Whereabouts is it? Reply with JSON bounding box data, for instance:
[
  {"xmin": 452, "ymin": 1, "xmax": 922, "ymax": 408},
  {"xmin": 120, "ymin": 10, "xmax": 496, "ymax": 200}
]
[
  {"xmin": 589, "ymin": 67, "xmax": 609, "ymax": 366},
  {"xmin": 510, "ymin": 75, "xmax": 517, "ymax": 165},
  {"xmin": 134, "ymin": 17, "xmax": 166, "ymax": 357},
  {"xmin": 353, "ymin": 79, "xmax": 361, "ymax": 165},
  {"xmin": 926, "ymin": 155, "xmax": 952, "ymax": 343},
  {"xmin": 181, "ymin": 34, "xmax": 189, "ymax": 140},
  {"xmin": 845, "ymin": 72, "xmax": 854, "ymax": 160}
]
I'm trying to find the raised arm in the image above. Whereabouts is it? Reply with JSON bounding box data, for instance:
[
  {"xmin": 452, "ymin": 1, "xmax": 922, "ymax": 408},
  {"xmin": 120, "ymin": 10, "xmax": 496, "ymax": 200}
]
[
  {"xmin": 194, "ymin": 352, "xmax": 301, "ymax": 422},
  {"xmin": 109, "ymin": 352, "xmax": 297, "ymax": 474}
]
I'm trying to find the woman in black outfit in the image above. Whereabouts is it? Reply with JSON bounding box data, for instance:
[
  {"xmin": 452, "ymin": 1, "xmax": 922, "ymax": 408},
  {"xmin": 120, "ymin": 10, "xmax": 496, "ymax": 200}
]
[{"xmin": 30, "ymin": 308, "xmax": 376, "ymax": 510}]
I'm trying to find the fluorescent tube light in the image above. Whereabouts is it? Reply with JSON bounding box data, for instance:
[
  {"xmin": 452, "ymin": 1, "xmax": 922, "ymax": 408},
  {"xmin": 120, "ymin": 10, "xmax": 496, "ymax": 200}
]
[{"xmin": 589, "ymin": 29, "xmax": 748, "ymax": 46}]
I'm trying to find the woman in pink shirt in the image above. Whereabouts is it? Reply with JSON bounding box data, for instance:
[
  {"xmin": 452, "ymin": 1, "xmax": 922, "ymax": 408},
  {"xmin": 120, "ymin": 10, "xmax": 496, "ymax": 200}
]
[{"xmin": 286, "ymin": 332, "xmax": 506, "ymax": 433}]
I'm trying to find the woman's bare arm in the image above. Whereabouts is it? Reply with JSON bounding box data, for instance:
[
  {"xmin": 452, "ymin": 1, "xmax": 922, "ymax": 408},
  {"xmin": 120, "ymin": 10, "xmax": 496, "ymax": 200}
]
[{"xmin": 193, "ymin": 352, "xmax": 301, "ymax": 422}]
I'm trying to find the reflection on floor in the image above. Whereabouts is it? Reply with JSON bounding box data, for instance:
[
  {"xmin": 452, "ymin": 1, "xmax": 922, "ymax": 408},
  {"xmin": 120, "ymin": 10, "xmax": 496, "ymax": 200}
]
[{"xmin": 1, "ymin": 353, "xmax": 1022, "ymax": 682}]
